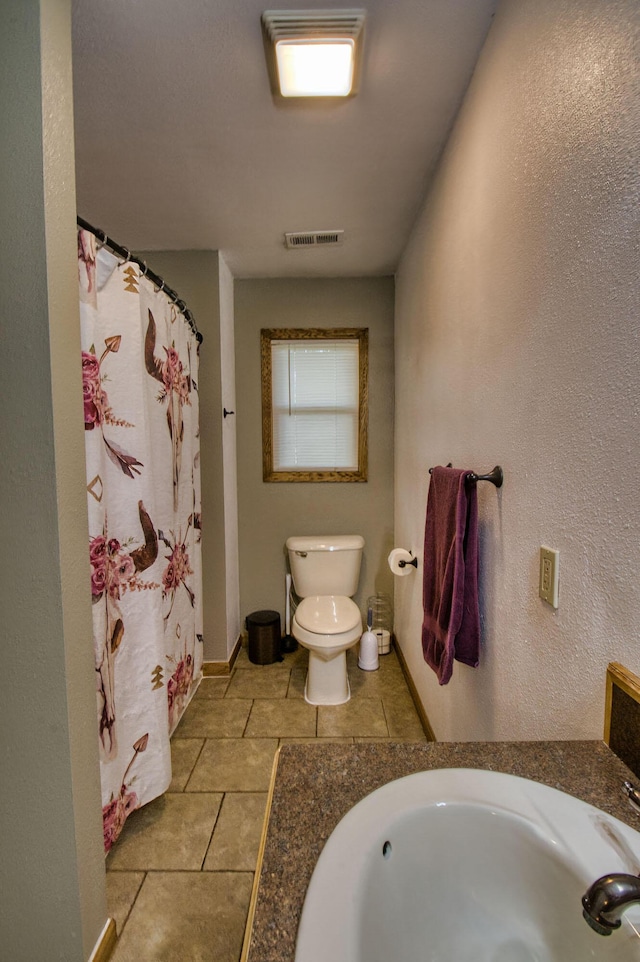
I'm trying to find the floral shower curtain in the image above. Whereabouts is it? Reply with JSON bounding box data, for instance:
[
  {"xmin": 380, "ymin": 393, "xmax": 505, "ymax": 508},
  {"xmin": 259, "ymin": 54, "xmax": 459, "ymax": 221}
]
[{"xmin": 78, "ymin": 228, "xmax": 203, "ymax": 851}]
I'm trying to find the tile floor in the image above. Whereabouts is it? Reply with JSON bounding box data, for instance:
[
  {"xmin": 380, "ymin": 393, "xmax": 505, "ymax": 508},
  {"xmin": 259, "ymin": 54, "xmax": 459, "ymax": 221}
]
[{"xmin": 106, "ymin": 643, "xmax": 426, "ymax": 961}]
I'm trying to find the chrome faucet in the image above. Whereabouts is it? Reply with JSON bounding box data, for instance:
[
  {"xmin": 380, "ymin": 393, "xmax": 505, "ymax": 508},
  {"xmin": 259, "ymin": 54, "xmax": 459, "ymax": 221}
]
[
  {"xmin": 582, "ymin": 873, "xmax": 640, "ymax": 935},
  {"xmin": 581, "ymin": 781, "xmax": 640, "ymax": 935}
]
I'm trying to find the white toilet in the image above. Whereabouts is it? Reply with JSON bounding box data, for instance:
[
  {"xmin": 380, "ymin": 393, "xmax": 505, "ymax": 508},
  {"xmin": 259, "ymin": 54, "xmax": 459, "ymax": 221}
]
[{"xmin": 286, "ymin": 535, "xmax": 364, "ymax": 706}]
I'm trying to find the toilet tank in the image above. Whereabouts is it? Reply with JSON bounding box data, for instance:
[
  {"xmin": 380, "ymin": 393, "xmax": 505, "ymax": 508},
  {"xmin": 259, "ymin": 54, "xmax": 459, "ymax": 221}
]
[{"xmin": 286, "ymin": 535, "xmax": 365, "ymax": 598}]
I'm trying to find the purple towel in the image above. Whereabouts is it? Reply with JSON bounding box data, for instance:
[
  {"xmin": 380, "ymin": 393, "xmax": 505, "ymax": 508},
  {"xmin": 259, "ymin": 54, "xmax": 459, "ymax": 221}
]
[{"xmin": 421, "ymin": 466, "xmax": 480, "ymax": 685}]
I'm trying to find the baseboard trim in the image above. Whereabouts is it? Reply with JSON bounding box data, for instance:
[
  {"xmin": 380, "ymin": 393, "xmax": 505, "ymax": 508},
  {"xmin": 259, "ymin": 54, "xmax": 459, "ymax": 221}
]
[
  {"xmin": 394, "ymin": 640, "xmax": 437, "ymax": 742},
  {"xmin": 202, "ymin": 635, "xmax": 242, "ymax": 677},
  {"xmin": 88, "ymin": 918, "xmax": 117, "ymax": 962}
]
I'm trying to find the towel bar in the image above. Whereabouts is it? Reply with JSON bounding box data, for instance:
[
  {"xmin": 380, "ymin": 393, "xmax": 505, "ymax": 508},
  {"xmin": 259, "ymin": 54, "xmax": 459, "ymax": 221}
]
[{"xmin": 428, "ymin": 464, "xmax": 504, "ymax": 488}]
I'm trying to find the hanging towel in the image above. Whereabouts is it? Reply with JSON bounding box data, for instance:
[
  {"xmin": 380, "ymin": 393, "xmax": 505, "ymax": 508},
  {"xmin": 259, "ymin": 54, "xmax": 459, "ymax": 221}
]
[{"xmin": 421, "ymin": 466, "xmax": 480, "ymax": 685}]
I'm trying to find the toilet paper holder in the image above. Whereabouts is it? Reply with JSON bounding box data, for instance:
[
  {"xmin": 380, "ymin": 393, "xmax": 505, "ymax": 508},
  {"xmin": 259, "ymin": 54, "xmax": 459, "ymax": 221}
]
[
  {"xmin": 388, "ymin": 548, "xmax": 419, "ymax": 575},
  {"xmin": 399, "ymin": 555, "xmax": 418, "ymax": 569}
]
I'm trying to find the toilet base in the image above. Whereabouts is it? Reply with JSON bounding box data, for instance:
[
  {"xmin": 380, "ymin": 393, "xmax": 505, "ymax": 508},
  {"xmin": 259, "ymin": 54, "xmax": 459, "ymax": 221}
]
[{"xmin": 304, "ymin": 650, "xmax": 351, "ymax": 706}]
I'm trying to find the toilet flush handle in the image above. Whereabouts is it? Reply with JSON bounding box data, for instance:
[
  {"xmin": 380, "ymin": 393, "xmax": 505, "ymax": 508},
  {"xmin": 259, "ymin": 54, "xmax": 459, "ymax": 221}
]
[{"xmin": 295, "ymin": 551, "xmax": 307, "ymax": 557}]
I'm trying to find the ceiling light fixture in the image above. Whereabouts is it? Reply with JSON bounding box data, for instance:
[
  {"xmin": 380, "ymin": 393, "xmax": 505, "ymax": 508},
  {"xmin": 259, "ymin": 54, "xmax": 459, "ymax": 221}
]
[{"xmin": 262, "ymin": 9, "xmax": 366, "ymax": 99}]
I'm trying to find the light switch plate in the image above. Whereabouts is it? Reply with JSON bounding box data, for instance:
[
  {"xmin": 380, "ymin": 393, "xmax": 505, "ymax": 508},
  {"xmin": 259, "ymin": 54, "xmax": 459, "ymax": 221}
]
[{"xmin": 539, "ymin": 546, "xmax": 559, "ymax": 608}]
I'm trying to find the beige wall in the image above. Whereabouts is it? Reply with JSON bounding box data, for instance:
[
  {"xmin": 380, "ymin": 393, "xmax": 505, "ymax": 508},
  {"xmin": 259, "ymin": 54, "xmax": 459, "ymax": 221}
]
[
  {"xmin": 138, "ymin": 251, "xmax": 238, "ymax": 661},
  {"xmin": 1, "ymin": 1, "xmax": 106, "ymax": 957},
  {"xmin": 235, "ymin": 277, "xmax": 395, "ymax": 627},
  {"xmin": 219, "ymin": 255, "xmax": 241, "ymax": 655},
  {"xmin": 394, "ymin": 0, "xmax": 640, "ymax": 740}
]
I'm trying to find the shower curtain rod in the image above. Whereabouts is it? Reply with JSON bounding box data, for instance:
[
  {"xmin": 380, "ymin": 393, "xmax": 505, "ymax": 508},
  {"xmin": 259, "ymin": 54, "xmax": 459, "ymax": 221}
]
[{"xmin": 77, "ymin": 216, "xmax": 203, "ymax": 344}]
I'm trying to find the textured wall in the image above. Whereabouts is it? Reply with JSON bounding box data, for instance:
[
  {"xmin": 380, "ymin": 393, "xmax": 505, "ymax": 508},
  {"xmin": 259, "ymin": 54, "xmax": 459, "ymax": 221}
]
[
  {"xmin": 1, "ymin": 1, "xmax": 106, "ymax": 957},
  {"xmin": 394, "ymin": 0, "xmax": 640, "ymax": 740},
  {"xmin": 219, "ymin": 254, "xmax": 241, "ymax": 656},
  {"xmin": 235, "ymin": 277, "xmax": 395, "ymax": 627}
]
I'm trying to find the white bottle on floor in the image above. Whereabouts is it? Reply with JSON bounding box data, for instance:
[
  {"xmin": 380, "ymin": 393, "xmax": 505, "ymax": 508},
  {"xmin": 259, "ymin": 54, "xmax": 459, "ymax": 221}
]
[{"xmin": 358, "ymin": 629, "xmax": 379, "ymax": 671}]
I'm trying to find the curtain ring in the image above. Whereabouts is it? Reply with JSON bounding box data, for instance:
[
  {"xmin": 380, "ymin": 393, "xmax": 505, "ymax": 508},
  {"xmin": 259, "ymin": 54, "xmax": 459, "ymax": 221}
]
[
  {"xmin": 95, "ymin": 232, "xmax": 107, "ymax": 252},
  {"xmin": 117, "ymin": 247, "xmax": 131, "ymax": 266},
  {"xmin": 139, "ymin": 260, "xmax": 149, "ymax": 278},
  {"xmin": 154, "ymin": 278, "xmax": 165, "ymax": 294}
]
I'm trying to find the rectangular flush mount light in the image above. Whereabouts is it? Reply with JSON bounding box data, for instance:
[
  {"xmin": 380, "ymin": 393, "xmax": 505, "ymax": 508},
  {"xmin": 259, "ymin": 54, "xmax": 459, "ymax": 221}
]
[
  {"xmin": 276, "ymin": 39, "xmax": 354, "ymax": 97},
  {"xmin": 262, "ymin": 9, "xmax": 366, "ymax": 98}
]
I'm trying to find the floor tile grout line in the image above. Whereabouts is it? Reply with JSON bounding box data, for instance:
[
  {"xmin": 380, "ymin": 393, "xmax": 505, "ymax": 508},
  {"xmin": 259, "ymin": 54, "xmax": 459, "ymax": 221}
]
[
  {"xmin": 241, "ymin": 699, "xmax": 254, "ymax": 738},
  {"xmin": 113, "ymin": 867, "xmax": 257, "ymax": 875},
  {"xmin": 199, "ymin": 791, "xmax": 226, "ymax": 871},
  {"xmin": 113, "ymin": 869, "xmax": 147, "ymax": 941},
  {"xmin": 182, "ymin": 737, "xmax": 208, "ymax": 793},
  {"xmin": 285, "ymin": 667, "xmax": 298, "ymax": 699},
  {"xmin": 177, "ymin": 787, "xmax": 274, "ymax": 794}
]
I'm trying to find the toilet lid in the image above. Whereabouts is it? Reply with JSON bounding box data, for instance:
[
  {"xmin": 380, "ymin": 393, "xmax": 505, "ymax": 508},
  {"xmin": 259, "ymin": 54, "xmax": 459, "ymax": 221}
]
[{"xmin": 295, "ymin": 596, "xmax": 362, "ymax": 635}]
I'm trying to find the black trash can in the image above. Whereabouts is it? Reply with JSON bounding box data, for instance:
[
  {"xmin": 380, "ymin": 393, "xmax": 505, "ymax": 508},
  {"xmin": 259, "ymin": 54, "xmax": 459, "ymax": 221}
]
[{"xmin": 246, "ymin": 609, "xmax": 282, "ymax": 665}]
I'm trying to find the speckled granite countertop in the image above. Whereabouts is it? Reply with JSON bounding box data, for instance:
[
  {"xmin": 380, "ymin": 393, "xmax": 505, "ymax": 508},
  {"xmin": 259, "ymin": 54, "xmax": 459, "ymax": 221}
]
[{"xmin": 244, "ymin": 741, "xmax": 639, "ymax": 962}]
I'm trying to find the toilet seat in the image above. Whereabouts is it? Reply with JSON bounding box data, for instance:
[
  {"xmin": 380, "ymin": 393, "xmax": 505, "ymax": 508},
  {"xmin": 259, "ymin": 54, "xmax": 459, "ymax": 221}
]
[
  {"xmin": 295, "ymin": 595, "xmax": 361, "ymax": 635},
  {"xmin": 292, "ymin": 615, "xmax": 362, "ymax": 651}
]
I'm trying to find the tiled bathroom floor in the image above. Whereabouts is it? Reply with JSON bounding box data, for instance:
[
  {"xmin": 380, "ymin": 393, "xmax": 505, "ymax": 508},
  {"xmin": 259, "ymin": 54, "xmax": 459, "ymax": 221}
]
[{"xmin": 106, "ymin": 644, "xmax": 426, "ymax": 961}]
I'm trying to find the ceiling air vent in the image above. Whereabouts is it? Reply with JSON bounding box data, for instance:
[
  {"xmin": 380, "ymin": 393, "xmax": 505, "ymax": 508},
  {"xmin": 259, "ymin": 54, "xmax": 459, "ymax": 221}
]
[
  {"xmin": 284, "ymin": 230, "xmax": 344, "ymax": 250},
  {"xmin": 262, "ymin": 10, "xmax": 366, "ymax": 44}
]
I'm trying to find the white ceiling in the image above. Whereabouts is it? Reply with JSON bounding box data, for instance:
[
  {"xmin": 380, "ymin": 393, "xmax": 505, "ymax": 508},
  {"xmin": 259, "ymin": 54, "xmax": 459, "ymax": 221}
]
[{"xmin": 72, "ymin": 0, "xmax": 497, "ymax": 278}]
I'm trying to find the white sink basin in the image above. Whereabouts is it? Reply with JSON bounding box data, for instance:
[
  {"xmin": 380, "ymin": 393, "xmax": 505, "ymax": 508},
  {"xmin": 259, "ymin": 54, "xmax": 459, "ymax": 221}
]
[{"xmin": 295, "ymin": 768, "xmax": 640, "ymax": 962}]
